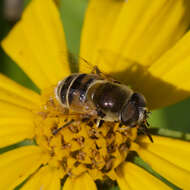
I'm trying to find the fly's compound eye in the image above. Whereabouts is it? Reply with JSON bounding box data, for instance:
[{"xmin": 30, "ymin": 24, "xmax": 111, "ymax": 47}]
[
  {"xmin": 120, "ymin": 101, "xmax": 139, "ymax": 127},
  {"xmin": 130, "ymin": 93, "xmax": 146, "ymax": 107},
  {"xmin": 121, "ymin": 93, "xmax": 147, "ymax": 127}
]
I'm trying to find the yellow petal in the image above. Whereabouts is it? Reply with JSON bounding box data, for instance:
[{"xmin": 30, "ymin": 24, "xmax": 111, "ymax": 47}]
[
  {"xmin": 116, "ymin": 162, "xmax": 171, "ymax": 190},
  {"xmin": 147, "ymin": 31, "xmax": 190, "ymax": 108},
  {"xmin": 106, "ymin": 0, "xmax": 190, "ymax": 66},
  {"xmin": 149, "ymin": 31, "xmax": 190, "ymax": 87},
  {"xmin": 0, "ymin": 118, "xmax": 34, "ymax": 148},
  {"xmin": 0, "ymin": 100, "xmax": 34, "ymax": 118},
  {"xmin": 0, "ymin": 74, "xmax": 41, "ymax": 109},
  {"xmin": 81, "ymin": 0, "xmax": 190, "ymax": 69},
  {"xmin": 2, "ymin": 0, "xmax": 70, "ymax": 90},
  {"xmin": 63, "ymin": 172, "xmax": 97, "ymax": 190},
  {"xmin": 137, "ymin": 136, "xmax": 190, "ymax": 172},
  {"xmin": 137, "ymin": 143, "xmax": 190, "ymax": 189},
  {"xmin": 21, "ymin": 165, "xmax": 60, "ymax": 190},
  {"xmin": 80, "ymin": 0, "xmax": 123, "ymax": 70},
  {"xmin": 0, "ymin": 145, "xmax": 48, "ymax": 190}
]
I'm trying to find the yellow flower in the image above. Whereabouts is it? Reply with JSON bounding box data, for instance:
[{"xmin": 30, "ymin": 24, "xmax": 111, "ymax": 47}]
[{"xmin": 1, "ymin": 0, "xmax": 190, "ymax": 189}]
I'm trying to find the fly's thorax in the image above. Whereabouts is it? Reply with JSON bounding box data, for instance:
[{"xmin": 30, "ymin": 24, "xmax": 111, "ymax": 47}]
[{"xmin": 89, "ymin": 81, "xmax": 133, "ymax": 121}]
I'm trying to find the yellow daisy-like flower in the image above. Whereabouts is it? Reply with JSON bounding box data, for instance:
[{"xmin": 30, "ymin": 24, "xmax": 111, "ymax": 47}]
[{"xmin": 1, "ymin": 0, "xmax": 190, "ymax": 189}]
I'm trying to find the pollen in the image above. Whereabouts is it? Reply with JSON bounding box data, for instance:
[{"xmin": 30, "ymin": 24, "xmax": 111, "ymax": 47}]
[{"xmin": 33, "ymin": 88, "xmax": 137, "ymax": 181}]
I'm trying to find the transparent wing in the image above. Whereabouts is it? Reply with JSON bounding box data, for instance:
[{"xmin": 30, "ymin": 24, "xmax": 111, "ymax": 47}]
[
  {"xmin": 75, "ymin": 53, "xmax": 120, "ymax": 82},
  {"xmin": 56, "ymin": 50, "xmax": 95, "ymax": 73},
  {"xmin": 57, "ymin": 50, "xmax": 127, "ymax": 81}
]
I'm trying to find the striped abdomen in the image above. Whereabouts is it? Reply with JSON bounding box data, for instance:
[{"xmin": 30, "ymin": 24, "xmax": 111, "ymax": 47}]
[{"xmin": 55, "ymin": 73, "xmax": 102, "ymax": 113}]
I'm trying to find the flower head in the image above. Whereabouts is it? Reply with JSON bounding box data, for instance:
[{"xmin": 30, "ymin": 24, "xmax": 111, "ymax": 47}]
[{"xmin": 1, "ymin": 0, "xmax": 190, "ymax": 189}]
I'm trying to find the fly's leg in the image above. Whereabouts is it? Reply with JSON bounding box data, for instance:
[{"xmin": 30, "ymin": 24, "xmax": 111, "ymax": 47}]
[{"xmin": 52, "ymin": 119, "xmax": 74, "ymax": 135}]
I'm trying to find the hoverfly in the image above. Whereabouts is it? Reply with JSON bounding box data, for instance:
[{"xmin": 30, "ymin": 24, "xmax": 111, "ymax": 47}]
[{"xmin": 53, "ymin": 53, "xmax": 153, "ymax": 142}]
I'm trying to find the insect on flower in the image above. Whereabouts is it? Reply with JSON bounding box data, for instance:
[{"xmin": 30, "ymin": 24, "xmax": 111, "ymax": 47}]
[{"xmin": 52, "ymin": 57, "xmax": 153, "ymax": 142}]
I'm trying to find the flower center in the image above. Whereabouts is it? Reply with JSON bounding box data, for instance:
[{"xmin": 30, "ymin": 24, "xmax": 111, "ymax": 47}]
[{"xmin": 34, "ymin": 88, "xmax": 137, "ymax": 180}]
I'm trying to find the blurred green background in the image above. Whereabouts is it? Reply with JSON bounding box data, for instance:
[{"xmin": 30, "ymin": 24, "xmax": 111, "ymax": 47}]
[{"xmin": 0, "ymin": 0, "xmax": 190, "ymax": 138}]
